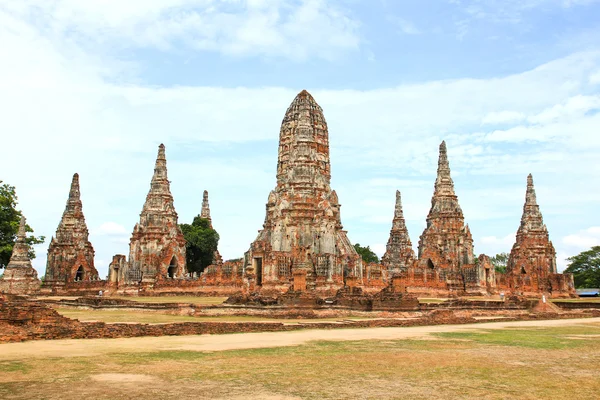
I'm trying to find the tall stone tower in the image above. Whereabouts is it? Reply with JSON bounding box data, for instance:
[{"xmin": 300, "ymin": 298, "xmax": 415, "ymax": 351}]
[
  {"xmin": 246, "ymin": 90, "xmax": 360, "ymax": 292},
  {"xmin": 381, "ymin": 190, "xmax": 416, "ymax": 272},
  {"xmin": 125, "ymin": 144, "xmax": 186, "ymax": 283},
  {"xmin": 418, "ymin": 141, "xmax": 474, "ymax": 270},
  {"xmin": 200, "ymin": 190, "xmax": 222, "ymax": 266},
  {"xmin": 0, "ymin": 216, "xmax": 41, "ymax": 294},
  {"xmin": 44, "ymin": 173, "xmax": 98, "ymax": 286},
  {"xmin": 507, "ymin": 174, "xmax": 557, "ymax": 288}
]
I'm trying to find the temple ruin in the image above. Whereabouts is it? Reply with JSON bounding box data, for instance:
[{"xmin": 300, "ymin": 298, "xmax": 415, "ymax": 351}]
[
  {"xmin": 0, "ymin": 216, "xmax": 41, "ymax": 295},
  {"xmin": 43, "ymin": 173, "xmax": 99, "ymax": 289},
  {"xmin": 22, "ymin": 93, "xmax": 574, "ymax": 299},
  {"xmin": 201, "ymin": 190, "xmax": 223, "ymax": 267},
  {"xmin": 504, "ymin": 174, "xmax": 573, "ymax": 295},
  {"xmin": 119, "ymin": 144, "xmax": 186, "ymax": 284},
  {"xmin": 244, "ymin": 90, "xmax": 361, "ymax": 294},
  {"xmin": 381, "ymin": 190, "xmax": 416, "ymax": 274},
  {"xmin": 418, "ymin": 141, "xmax": 475, "ymax": 271}
]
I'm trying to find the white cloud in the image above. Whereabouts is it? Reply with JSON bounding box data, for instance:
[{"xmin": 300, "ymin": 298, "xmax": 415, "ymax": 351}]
[
  {"xmin": 387, "ymin": 16, "xmax": 421, "ymax": 35},
  {"xmin": 93, "ymin": 222, "xmax": 128, "ymax": 236},
  {"xmin": 482, "ymin": 111, "xmax": 526, "ymax": 125},
  {"xmin": 591, "ymin": 70, "xmax": 600, "ymax": 84},
  {"xmin": 2, "ymin": 4, "xmax": 600, "ymax": 280},
  {"xmin": 480, "ymin": 233, "xmax": 516, "ymax": 247},
  {"xmin": 2, "ymin": 0, "xmax": 360, "ymax": 61},
  {"xmin": 562, "ymin": 226, "xmax": 600, "ymax": 249}
]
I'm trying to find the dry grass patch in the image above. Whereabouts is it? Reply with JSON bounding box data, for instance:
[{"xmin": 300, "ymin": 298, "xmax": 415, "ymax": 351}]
[{"xmin": 1, "ymin": 323, "xmax": 600, "ymax": 399}]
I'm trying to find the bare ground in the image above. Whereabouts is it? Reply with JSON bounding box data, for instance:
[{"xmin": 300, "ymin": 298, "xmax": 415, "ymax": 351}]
[{"xmin": 1, "ymin": 317, "xmax": 598, "ymax": 360}]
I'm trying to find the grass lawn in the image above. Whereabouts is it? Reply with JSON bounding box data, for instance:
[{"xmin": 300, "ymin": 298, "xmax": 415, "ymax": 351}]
[{"xmin": 0, "ymin": 323, "xmax": 598, "ymax": 399}]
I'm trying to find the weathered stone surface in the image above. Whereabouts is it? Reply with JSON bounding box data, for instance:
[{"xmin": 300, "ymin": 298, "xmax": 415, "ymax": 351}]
[
  {"xmin": 417, "ymin": 141, "xmax": 474, "ymax": 272},
  {"xmin": 44, "ymin": 173, "xmax": 98, "ymax": 287},
  {"xmin": 122, "ymin": 144, "xmax": 186, "ymax": 283},
  {"xmin": 506, "ymin": 174, "xmax": 574, "ymax": 295},
  {"xmin": 0, "ymin": 216, "xmax": 41, "ymax": 295},
  {"xmin": 381, "ymin": 190, "xmax": 416, "ymax": 274},
  {"xmin": 245, "ymin": 90, "xmax": 360, "ymax": 293},
  {"xmin": 201, "ymin": 190, "xmax": 223, "ymax": 266}
]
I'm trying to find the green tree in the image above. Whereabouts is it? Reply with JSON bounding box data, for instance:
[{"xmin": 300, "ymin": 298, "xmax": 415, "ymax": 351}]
[
  {"xmin": 564, "ymin": 246, "xmax": 600, "ymax": 288},
  {"xmin": 354, "ymin": 243, "xmax": 379, "ymax": 264},
  {"xmin": 491, "ymin": 252, "xmax": 509, "ymax": 274},
  {"xmin": 1, "ymin": 181, "xmax": 45, "ymax": 268},
  {"xmin": 179, "ymin": 216, "xmax": 220, "ymax": 274}
]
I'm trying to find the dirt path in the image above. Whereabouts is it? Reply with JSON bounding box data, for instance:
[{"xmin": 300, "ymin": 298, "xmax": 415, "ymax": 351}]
[{"xmin": 1, "ymin": 317, "xmax": 598, "ymax": 361}]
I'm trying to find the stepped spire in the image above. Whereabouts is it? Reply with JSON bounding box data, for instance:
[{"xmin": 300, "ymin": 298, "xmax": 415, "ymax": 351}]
[
  {"xmin": 433, "ymin": 140, "xmax": 456, "ymax": 198},
  {"xmin": 276, "ymin": 89, "xmax": 331, "ymax": 192},
  {"xmin": 247, "ymin": 90, "xmax": 360, "ymax": 289},
  {"xmin": 201, "ymin": 190, "xmax": 212, "ymax": 223},
  {"xmin": 392, "ymin": 190, "xmax": 406, "ymax": 230},
  {"xmin": 525, "ymin": 173, "xmax": 537, "ymax": 206},
  {"xmin": 44, "ymin": 173, "xmax": 97, "ymax": 283},
  {"xmin": 0, "ymin": 215, "xmax": 41, "ymax": 294},
  {"xmin": 125, "ymin": 143, "xmax": 186, "ymax": 283},
  {"xmin": 507, "ymin": 173, "xmax": 558, "ymax": 277},
  {"xmin": 9, "ymin": 216, "xmax": 29, "ymax": 264},
  {"xmin": 382, "ymin": 190, "xmax": 415, "ymax": 271},
  {"xmin": 418, "ymin": 141, "xmax": 474, "ymax": 269},
  {"xmin": 518, "ymin": 174, "xmax": 545, "ymax": 233},
  {"xmin": 147, "ymin": 144, "xmax": 170, "ymax": 199}
]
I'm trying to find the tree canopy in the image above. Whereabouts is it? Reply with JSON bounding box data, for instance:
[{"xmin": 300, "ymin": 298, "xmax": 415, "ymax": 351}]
[
  {"xmin": 490, "ymin": 252, "xmax": 509, "ymax": 274},
  {"xmin": 0, "ymin": 181, "xmax": 45, "ymax": 268},
  {"xmin": 179, "ymin": 216, "xmax": 220, "ymax": 274},
  {"xmin": 564, "ymin": 246, "xmax": 600, "ymax": 288},
  {"xmin": 354, "ymin": 243, "xmax": 379, "ymax": 264}
]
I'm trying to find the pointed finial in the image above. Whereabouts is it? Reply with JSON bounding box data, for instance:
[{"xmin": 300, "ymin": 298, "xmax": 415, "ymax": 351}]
[
  {"xmin": 17, "ymin": 215, "xmax": 27, "ymax": 241},
  {"xmin": 69, "ymin": 173, "xmax": 81, "ymax": 201},
  {"xmin": 440, "ymin": 140, "xmax": 447, "ymax": 153},
  {"xmin": 394, "ymin": 190, "xmax": 403, "ymax": 218},
  {"xmin": 201, "ymin": 190, "xmax": 212, "ymax": 221},
  {"xmin": 526, "ymin": 173, "xmax": 537, "ymax": 205},
  {"xmin": 157, "ymin": 143, "xmax": 166, "ymax": 160}
]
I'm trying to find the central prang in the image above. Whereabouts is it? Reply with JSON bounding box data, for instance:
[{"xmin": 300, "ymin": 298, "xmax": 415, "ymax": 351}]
[{"xmin": 244, "ymin": 90, "xmax": 361, "ymax": 294}]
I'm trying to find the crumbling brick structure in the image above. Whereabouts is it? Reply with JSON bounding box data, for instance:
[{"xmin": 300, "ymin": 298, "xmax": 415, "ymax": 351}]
[
  {"xmin": 505, "ymin": 174, "xmax": 575, "ymax": 296},
  {"xmin": 200, "ymin": 190, "xmax": 223, "ymax": 267},
  {"xmin": 121, "ymin": 144, "xmax": 186, "ymax": 284},
  {"xmin": 244, "ymin": 90, "xmax": 361, "ymax": 294},
  {"xmin": 381, "ymin": 190, "xmax": 416, "ymax": 277},
  {"xmin": 43, "ymin": 173, "xmax": 99, "ymax": 290},
  {"xmin": 418, "ymin": 141, "xmax": 475, "ymax": 271},
  {"xmin": 0, "ymin": 217, "xmax": 41, "ymax": 295}
]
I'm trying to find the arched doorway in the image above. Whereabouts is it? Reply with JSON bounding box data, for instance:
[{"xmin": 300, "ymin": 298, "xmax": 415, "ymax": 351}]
[
  {"xmin": 427, "ymin": 259, "xmax": 435, "ymax": 269},
  {"xmin": 75, "ymin": 266, "xmax": 84, "ymax": 281},
  {"xmin": 167, "ymin": 257, "xmax": 177, "ymax": 278}
]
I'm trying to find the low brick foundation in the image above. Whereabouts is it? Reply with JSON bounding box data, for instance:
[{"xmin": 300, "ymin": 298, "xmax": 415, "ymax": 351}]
[{"xmin": 1, "ymin": 294, "xmax": 599, "ymax": 343}]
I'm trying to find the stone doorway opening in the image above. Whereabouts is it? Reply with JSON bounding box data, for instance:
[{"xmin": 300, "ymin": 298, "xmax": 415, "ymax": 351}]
[
  {"xmin": 427, "ymin": 259, "xmax": 435, "ymax": 269},
  {"xmin": 168, "ymin": 257, "xmax": 177, "ymax": 278},
  {"xmin": 75, "ymin": 266, "xmax": 84, "ymax": 281},
  {"xmin": 254, "ymin": 257, "xmax": 263, "ymax": 286}
]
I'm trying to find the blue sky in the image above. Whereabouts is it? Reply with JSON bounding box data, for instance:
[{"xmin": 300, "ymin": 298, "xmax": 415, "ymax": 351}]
[{"xmin": 2, "ymin": 0, "xmax": 600, "ymax": 277}]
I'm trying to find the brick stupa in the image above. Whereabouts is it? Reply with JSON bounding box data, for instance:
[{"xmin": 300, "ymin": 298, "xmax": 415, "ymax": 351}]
[
  {"xmin": 417, "ymin": 141, "xmax": 474, "ymax": 270},
  {"xmin": 245, "ymin": 90, "xmax": 360, "ymax": 293},
  {"xmin": 124, "ymin": 144, "xmax": 186, "ymax": 283},
  {"xmin": 506, "ymin": 174, "xmax": 558, "ymax": 291},
  {"xmin": 44, "ymin": 173, "xmax": 98, "ymax": 287},
  {"xmin": 0, "ymin": 216, "xmax": 41, "ymax": 295},
  {"xmin": 201, "ymin": 190, "xmax": 222, "ymax": 266},
  {"xmin": 381, "ymin": 190, "xmax": 416, "ymax": 272}
]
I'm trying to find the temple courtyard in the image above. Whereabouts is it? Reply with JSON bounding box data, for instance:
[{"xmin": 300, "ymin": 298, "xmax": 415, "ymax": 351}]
[{"xmin": 0, "ymin": 317, "xmax": 599, "ymax": 400}]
